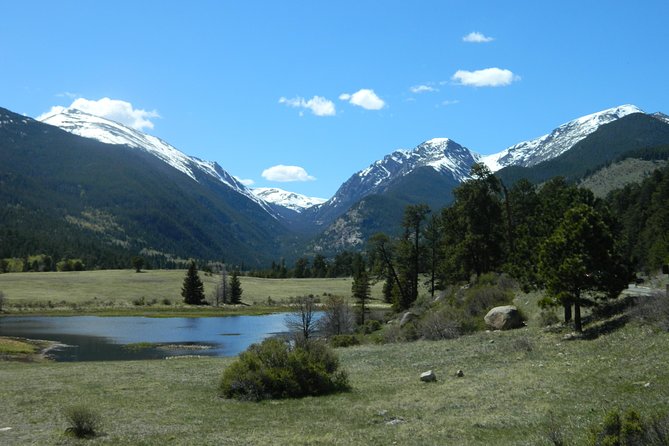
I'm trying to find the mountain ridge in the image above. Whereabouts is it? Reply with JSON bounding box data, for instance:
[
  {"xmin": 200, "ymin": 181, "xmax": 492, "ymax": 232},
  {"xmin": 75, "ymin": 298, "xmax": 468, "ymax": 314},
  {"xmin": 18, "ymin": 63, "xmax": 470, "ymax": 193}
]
[{"xmin": 39, "ymin": 108, "xmax": 278, "ymax": 218}]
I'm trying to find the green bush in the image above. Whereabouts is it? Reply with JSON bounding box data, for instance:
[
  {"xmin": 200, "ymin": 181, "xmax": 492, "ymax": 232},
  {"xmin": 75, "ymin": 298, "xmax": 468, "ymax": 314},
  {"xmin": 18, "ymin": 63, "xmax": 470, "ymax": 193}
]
[
  {"xmin": 463, "ymin": 284, "xmax": 514, "ymax": 320},
  {"xmin": 330, "ymin": 334, "xmax": 359, "ymax": 348},
  {"xmin": 63, "ymin": 405, "xmax": 102, "ymax": 438},
  {"xmin": 218, "ymin": 338, "xmax": 349, "ymax": 401},
  {"xmin": 361, "ymin": 319, "xmax": 382, "ymax": 334},
  {"xmin": 587, "ymin": 408, "xmax": 669, "ymax": 446}
]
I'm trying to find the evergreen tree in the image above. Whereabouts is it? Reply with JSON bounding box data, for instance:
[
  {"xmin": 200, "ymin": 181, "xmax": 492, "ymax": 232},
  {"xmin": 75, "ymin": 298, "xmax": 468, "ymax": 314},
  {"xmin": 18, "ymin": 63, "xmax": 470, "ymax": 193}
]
[
  {"xmin": 352, "ymin": 269, "xmax": 371, "ymax": 325},
  {"xmin": 440, "ymin": 163, "xmax": 504, "ymax": 281},
  {"xmin": 538, "ymin": 204, "xmax": 629, "ymax": 332},
  {"xmin": 293, "ymin": 257, "xmax": 310, "ymax": 278},
  {"xmin": 423, "ymin": 214, "xmax": 442, "ymax": 297},
  {"xmin": 131, "ymin": 256, "xmax": 145, "ymax": 273},
  {"xmin": 311, "ymin": 254, "xmax": 328, "ymax": 278},
  {"xmin": 230, "ymin": 270, "xmax": 243, "ymax": 304},
  {"xmin": 369, "ymin": 232, "xmax": 408, "ymax": 310},
  {"xmin": 182, "ymin": 260, "xmax": 205, "ymax": 305},
  {"xmin": 397, "ymin": 204, "xmax": 430, "ymax": 309}
]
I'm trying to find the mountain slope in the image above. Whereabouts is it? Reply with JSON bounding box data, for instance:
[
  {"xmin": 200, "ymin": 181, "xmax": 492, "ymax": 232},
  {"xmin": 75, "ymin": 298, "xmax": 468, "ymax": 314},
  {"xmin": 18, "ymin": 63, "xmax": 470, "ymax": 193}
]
[
  {"xmin": 306, "ymin": 138, "xmax": 478, "ymax": 229},
  {"xmin": 39, "ymin": 108, "xmax": 276, "ymax": 217},
  {"xmin": 495, "ymin": 113, "xmax": 669, "ymax": 186},
  {"xmin": 482, "ymin": 104, "xmax": 643, "ymax": 171},
  {"xmin": 307, "ymin": 167, "xmax": 459, "ymax": 253},
  {"xmin": 0, "ymin": 107, "xmax": 289, "ymax": 267}
]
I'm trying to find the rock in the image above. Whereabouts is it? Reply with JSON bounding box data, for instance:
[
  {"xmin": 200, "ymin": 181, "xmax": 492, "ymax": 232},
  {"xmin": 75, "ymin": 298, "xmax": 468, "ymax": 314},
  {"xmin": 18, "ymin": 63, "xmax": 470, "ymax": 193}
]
[
  {"xmin": 420, "ymin": 370, "xmax": 437, "ymax": 382},
  {"xmin": 455, "ymin": 370, "xmax": 464, "ymax": 377},
  {"xmin": 386, "ymin": 418, "xmax": 405, "ymax": 425},
  {"xmin": 399, "ymin": 311, "xmax": 417, "ymax": 327},
  {"xmin": 484, "ymin": 305, "xmax": 524, "ymax": 330}
]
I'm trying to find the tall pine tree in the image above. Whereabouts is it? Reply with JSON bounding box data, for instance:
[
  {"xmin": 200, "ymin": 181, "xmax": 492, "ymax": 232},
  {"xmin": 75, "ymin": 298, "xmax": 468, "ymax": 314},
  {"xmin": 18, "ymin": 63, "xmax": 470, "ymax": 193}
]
[
  {"xmin": 230, "ymin": 270, "xmax": 243, "ymax": 304},
  {"xmin": 182, "ymin": 260, "xmax": 205, "ymax": 305},
  {"xmin": 352, "ymin": 269, "xmax": 371, "ymax": 325}
]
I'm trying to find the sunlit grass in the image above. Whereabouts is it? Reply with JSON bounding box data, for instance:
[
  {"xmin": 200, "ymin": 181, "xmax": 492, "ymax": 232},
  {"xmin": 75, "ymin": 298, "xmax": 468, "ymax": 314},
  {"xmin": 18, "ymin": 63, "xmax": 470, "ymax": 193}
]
[
  {"xmin": 1, "ymin": 319, "xmax": 667, "ymax": 445},
  {"xmin": 0, "ymin": 270, "xmax": 386, "ymax": 315}
]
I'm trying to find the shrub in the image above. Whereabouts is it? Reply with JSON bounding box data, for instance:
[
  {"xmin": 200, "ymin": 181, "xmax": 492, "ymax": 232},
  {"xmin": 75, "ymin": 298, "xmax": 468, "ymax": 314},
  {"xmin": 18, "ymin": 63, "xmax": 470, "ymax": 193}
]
[
  {"xmin": 540, "ymin": 309, "xmax": 560, "ymax": 327},
  {"xmin": 63, "ymin": 405, "xmax": 102, "ymax": 438},
  {"xmin": 587, "ymin": 408, "xmax": 669, "ymax": 446},
  {"xmin": 463, "ymin": 285, "xmax": 514, "ymax": 320},
  {"xmin": 318, "ymin": 295, "xmax": 355, "ymax": 337},
  {"xmin": 361, "ymin": 319, "xmax": 382, "ymax": 334},
  {"xmin": 330, "ymin": 334, "xmax": 359, "ymax": 348},
  {"xmin": 418, "ymin": 307, "xmax": 464, "ymax": 340},
  {"xmin": 218, "ymin": 338, "xmax": 349, "ymax": 401}
]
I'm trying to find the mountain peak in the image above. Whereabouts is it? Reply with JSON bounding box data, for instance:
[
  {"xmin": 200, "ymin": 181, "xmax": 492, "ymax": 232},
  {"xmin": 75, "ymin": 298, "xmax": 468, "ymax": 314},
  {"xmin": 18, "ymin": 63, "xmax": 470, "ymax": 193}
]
[
  {"xmin": 482, "ymin": 104, "xmax": 645, "ymax": 171},
  {"xmin": 252, "ymin": 187, "xmax": 325, "ymax": 212}
]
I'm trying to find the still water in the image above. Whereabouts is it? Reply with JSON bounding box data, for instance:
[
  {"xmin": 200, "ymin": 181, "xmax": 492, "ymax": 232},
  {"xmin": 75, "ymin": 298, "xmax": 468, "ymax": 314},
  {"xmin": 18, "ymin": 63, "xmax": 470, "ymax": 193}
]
[{"xmin": 0, "ymin": 314, "xmax": 297, "ymax": 361}]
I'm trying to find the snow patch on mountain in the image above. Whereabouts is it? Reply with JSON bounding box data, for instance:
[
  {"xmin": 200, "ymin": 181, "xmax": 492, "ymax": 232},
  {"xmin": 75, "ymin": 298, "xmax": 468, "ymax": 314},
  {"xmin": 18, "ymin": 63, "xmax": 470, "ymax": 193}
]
[
  {"xmin": 482, "ymin": 104, "xmax": 644, "ymax": 171},
  {"xmin": 318, "ymin": 137, "xmax": 479, "ymax": 217},
  {"xmin": 38, "ymin": 108, "xmax": 276, "ymax": 216},
  {"xmin": 652, "ymin": 112, "xmax": 669, "ymax": 125},
  {"xmin": 252, "ymin": 187, "xmax": 325, "ymax": 212}
]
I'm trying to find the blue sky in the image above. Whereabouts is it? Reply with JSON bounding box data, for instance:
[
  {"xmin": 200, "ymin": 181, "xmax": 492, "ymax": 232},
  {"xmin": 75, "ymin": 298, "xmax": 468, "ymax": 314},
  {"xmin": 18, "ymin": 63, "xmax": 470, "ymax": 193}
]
[{"xmin": 2, "ymin": 1, "xmax": 668, "ymax": 199}]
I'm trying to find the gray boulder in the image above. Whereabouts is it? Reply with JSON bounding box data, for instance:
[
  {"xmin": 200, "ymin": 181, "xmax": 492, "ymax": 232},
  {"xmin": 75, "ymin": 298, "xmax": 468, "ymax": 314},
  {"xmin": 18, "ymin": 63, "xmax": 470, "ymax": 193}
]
[{"xmin": 484, "ymin": 305, "xmax": 524, "ymax": 330}]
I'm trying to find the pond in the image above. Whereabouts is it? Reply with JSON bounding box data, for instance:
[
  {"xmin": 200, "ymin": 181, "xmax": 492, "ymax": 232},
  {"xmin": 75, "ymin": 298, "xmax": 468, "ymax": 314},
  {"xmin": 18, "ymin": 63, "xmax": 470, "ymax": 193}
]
[{"xmin": 0, "ymin": 314, "xmax": 304, "ymax": 361}]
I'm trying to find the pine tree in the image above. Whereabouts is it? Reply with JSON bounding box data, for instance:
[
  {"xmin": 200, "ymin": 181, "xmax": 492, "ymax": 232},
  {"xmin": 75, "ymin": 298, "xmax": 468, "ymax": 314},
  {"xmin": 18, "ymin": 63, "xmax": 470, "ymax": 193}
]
[
  {"xmin": 182, "ymin": 260, "xmax": 205, "ymax": 305},
  {"xmin": 229, "ymin": 270, "xmax": 243, "ymax": 304},
  {"xmin": 352, "ymin": 269, "xmax": 371, "ymax": 325},
  {"xmin": 538, "ymin": 204, "xmax": 629, "ymax": 332}
]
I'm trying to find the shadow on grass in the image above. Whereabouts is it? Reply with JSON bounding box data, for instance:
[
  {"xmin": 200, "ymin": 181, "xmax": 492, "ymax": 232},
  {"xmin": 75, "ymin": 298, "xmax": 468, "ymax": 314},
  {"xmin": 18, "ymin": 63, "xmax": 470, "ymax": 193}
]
[
  {"xmin": 581, "ymin": 314, "xmax": 630, "ymax": 340},
  {"xmin": 590, "ymin": 295, "xmax": 637, "ymax": 319}
]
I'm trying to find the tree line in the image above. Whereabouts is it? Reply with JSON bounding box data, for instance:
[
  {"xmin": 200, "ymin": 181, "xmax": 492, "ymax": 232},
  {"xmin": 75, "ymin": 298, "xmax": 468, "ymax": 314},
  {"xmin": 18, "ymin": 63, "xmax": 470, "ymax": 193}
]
[
  {"xmin": 367, "ymin": 163, "xmax": 641, "ymax": 332},
  {"xmin": 247, "ymin": 251, "xmax": 366, "ymax": 279}
]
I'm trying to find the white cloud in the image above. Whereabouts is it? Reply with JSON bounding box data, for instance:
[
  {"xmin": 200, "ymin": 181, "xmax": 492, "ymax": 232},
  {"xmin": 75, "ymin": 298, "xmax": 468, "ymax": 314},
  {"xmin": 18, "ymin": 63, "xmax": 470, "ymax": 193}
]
[
  {"xmin": 462, "ymin": 32, "xmax": 494, "ymax": 43},
  {"xmin": 339, "ymin": 89, "xmax": 385, "ymax": 110},
  {"xmin": 410, "ymin": 85, "xmax": 438, "ymax": 94},
  {"xmin": 261, "ymin": 165, "xmax": 316, "ymax": 182},
  {"xmin": 451, "ymin": 68, "xmax": 520, "ymax": 87},
  {"xmin": 56, "ymin": 91, "xmax": 79, "ymax": 99},
  {"xmin": 234, "ymin": 176, "xmax": 255, "ymax": 186},
  {"xmin": 278, "ymin": 96, "xmax": 336, "ymax": 116},
  {"xmin": 38, "ymin": 97, "xmax": 160, "ymax": 130},
  {"xmin": 441, "ymin": 100, "xmax": 460, "ymax": 106}
]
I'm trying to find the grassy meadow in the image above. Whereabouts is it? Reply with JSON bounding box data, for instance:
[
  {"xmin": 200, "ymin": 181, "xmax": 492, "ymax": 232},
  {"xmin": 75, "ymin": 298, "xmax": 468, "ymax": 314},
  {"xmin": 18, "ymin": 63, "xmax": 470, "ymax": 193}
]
[
  {"xmin": 0, "ymin": 270, "xmax": 385, "ymax": 315},
  {"xmin": 2, "ymin": 272, "xmax": 668, "ymax": 444},
  {"xmin": 1, "ymin": 316, "xmax": 668, "ymax": 445}
]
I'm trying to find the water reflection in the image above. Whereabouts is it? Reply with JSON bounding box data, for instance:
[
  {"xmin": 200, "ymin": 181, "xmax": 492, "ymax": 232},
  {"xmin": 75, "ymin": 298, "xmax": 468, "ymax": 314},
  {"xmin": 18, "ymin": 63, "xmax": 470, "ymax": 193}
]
[{"xmin": 0, "ymin": 314, "xmax": 299, "ymax": 361}]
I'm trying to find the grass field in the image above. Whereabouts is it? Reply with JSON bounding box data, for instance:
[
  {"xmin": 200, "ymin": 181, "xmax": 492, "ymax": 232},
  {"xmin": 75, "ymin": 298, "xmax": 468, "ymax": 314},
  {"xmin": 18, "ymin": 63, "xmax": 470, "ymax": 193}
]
[
  {"xmin": 0, "ymin": 270, "xmax": 385, "ymax": 314},
  {"xmin": 1, "ymin": 317, "xmax": 667, "ymax": 445}
]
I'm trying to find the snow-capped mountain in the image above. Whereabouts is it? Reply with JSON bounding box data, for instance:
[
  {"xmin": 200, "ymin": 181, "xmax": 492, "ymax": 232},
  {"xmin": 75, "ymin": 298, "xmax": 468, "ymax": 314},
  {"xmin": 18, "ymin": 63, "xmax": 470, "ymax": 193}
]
[
  {"xmin": 482, "ymin": 105, "xmax": 644, "ymax": 171},
  {"xmin": 252, "ymin": 187, "xmax": 325, "ymax": 212},
  {"xmin": 653, "ymin": 112, "xmax": 669, "ymax": 125},
  {"xmin": 319, "ymin": 138, "xmax": 479, "ymax": 213},
  {"xmin": 39, "ymin": 108, "xmax": 276, "ymax": 216}
]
